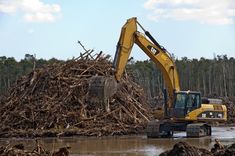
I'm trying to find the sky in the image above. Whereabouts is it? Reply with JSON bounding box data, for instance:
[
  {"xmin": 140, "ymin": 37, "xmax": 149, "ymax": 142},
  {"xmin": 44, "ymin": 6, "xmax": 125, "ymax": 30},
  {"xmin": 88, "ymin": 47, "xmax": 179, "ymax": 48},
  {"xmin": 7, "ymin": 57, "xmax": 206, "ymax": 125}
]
[{"xmin": 0, "ymin": 0, "xmax": 235, "ymax": 61}]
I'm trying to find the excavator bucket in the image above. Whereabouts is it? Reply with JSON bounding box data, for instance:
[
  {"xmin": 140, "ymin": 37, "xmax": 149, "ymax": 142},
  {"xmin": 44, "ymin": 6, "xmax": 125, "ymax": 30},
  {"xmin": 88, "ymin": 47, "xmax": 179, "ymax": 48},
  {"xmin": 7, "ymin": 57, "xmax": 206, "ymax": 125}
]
[{"xmin": 87, "ymin": 76, "xmax": 117, "ymax": 104}]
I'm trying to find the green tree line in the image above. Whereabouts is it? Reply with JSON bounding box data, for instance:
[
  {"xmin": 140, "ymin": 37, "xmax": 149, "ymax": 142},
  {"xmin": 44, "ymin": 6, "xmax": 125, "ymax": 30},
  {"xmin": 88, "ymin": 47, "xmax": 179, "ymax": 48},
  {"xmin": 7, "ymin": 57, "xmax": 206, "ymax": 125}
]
[
  {"xmin": 0, "ymin": 54, "xmax": 234, "ymax": 98},
  {"xmin": 0, "ymin": 54, "xmax": 59, "ymax": 94},
  {"xmin": 127, "ymin": 55, "xmax": 235, "ymax": 98}
]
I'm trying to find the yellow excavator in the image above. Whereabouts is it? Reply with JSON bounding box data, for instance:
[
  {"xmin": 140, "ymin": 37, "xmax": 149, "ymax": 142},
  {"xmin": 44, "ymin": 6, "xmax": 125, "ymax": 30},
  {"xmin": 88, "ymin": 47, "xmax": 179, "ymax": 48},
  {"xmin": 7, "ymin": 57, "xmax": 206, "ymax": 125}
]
[{"xmin": 88, "ymin": 17, "xmax": 227, "ymax": 137}]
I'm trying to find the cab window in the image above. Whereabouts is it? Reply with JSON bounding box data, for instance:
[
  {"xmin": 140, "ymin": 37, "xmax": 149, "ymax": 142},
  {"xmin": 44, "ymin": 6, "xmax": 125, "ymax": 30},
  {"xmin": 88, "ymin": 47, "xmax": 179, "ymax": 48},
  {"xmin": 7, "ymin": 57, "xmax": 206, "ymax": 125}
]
[
  {"xmin": 187, "ymin": 94, "xmax": 200, "ymax": 108},
  {"xmin": 174, "ymin": 94, "xmax": 186, "ymax": 108}
]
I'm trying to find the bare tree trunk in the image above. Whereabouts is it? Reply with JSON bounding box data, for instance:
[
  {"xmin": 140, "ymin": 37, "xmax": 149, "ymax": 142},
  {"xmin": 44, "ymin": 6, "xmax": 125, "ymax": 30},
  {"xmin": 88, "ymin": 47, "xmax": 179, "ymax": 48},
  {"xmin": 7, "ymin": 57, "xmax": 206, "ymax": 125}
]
[
  {"xmin": 197, "ymin": 74, "xmax": 200, "ymax": 92},
  {"xmin": 202, "ymin": 75, "xmax": 206, "ymax": 96},
  {"xmin": 219, "ymin": 76, "xmax": 223, "ymax": 96},
  {"xmin": 208, "ymin": 66, "xmax": 212, "ymax": 95},
  {"xmin": 222, "ymin": 63, "xmax": 227, "ymax": 97}
]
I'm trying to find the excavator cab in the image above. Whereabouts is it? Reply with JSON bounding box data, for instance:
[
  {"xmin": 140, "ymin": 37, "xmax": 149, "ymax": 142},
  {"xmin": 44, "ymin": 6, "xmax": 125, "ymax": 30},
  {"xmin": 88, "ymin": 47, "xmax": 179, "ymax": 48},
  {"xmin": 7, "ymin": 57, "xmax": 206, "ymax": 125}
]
[{"xmin": 170, "ymin": 91, "xmax": 201, "ymax": 118}]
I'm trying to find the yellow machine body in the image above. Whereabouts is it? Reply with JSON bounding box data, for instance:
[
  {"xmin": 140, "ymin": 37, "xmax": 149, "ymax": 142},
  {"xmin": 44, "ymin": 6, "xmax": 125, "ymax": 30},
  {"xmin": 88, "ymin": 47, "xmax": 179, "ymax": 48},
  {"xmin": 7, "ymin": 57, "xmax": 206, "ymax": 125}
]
[{"xmin": 88, "ymin": 17, "xmax": 227, "ymax": 137}]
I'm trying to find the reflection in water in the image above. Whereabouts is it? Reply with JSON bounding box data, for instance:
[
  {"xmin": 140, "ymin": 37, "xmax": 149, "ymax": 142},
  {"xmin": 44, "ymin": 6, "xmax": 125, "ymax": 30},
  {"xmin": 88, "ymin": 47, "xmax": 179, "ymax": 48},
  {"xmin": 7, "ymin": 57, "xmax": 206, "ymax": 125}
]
[{"xmin": 0, "ymin": 127, "xmax": 235, "ymax": 156}]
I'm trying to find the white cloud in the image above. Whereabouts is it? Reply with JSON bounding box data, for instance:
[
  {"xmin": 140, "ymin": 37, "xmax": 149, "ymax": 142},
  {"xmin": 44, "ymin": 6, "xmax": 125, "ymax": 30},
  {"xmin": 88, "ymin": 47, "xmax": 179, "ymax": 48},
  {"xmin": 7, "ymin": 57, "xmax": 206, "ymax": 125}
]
[
  {"xmin": 27, "ymin": 28, "xmax": 35, "ymax": 34},
  {"xmin": 144, "ymin": 0, "xmax": 235, "ymax": 25},
  {"xmin": 0, "ymin": 0, "xmax": 61, "ymax": 23}
]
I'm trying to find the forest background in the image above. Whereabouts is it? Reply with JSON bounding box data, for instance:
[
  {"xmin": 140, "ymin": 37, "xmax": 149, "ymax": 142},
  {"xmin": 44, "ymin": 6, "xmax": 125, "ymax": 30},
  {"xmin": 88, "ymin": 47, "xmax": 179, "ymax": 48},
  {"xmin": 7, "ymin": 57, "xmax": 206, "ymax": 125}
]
[{"xmin": 0, "ymin": 54, "xmax": 234, "ymax": 101}]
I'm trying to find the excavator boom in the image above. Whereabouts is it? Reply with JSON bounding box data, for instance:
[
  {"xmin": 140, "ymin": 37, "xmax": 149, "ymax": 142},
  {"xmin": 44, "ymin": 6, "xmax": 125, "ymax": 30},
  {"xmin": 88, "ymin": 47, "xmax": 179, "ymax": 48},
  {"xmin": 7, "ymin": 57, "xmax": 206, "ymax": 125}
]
[
  {"xmin": 89, "ymin": 17, "xmax": 180, "ymax": 108},
  {"xmin": 113, "ymin": 18, "xmax": 180, "ymax": 107}
]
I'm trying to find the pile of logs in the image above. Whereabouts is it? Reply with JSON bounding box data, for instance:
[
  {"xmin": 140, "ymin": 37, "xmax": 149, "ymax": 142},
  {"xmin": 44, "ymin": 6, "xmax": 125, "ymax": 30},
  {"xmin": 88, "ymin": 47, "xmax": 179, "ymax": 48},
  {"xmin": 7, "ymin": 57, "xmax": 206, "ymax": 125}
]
[
  {"xmin": 0, "ymin": 141, "xmax": 70, "ymax": 156},
  {"xmin": 160, "ymin": 140, "xmax": 235, "ymax": 156},
  {"xmin": 0, "ymin": 50, "xmax": 152, "ymax": 137},
  {"xmin": 222, "ymin": 97, "xmax": 235, "ymax": 123}
]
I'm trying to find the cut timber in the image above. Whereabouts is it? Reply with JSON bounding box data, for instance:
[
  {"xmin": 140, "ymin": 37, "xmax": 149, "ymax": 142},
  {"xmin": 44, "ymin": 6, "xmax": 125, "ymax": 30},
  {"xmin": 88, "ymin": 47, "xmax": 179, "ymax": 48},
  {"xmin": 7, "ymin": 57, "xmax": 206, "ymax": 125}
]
[{"xmin": 0, "ymin": 50, "xmax": 153, "ymax": 137}]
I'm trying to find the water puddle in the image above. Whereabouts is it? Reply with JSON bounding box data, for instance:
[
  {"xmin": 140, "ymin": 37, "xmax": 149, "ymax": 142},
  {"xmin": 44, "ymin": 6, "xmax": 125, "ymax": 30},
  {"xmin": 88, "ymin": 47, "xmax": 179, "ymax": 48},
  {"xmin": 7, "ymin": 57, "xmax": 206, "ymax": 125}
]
[{"xmin": 0, "ymin": 127, "xmax": 234, "ymax": 155}]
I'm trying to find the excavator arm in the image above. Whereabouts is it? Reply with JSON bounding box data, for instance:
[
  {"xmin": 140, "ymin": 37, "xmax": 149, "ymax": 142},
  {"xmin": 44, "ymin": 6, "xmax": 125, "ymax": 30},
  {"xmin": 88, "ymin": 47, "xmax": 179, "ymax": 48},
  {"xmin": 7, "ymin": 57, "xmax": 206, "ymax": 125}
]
[{"xmin": 113, "ymin": 17, "xmax": 180, "ymax": 107}]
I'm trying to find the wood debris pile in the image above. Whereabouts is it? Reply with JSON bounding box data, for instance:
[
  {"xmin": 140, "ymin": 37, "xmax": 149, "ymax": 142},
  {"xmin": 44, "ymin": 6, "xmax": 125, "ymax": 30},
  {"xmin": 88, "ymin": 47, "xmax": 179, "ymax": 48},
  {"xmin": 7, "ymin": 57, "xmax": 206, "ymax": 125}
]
[
  {"xmin": 160, "ymin": 140, "xmax": 235, "ymax": 156},
  {"xmin": 0, "ymin": 51, "xmax": 152, "ymax": 137},
  {"xmin": 0, "ymin": 141, "xmax": 70, "ymax": 156},
  {"xmin": 222, "ymin": 97, "xmax": 235, "ymax": 123}
]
